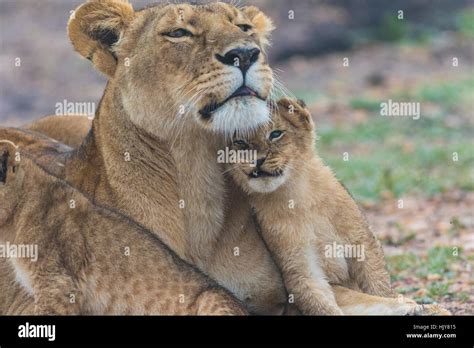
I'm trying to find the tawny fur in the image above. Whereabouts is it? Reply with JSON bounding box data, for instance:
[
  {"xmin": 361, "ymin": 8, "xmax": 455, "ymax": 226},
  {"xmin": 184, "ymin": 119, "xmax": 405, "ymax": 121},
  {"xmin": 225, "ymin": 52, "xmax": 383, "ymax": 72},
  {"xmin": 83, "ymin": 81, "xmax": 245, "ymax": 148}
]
[
  {"xmin": 0, "ymin": 144, "xmax": 246, "ymax": 315},
  {"xmin": 24, "ymin": 115, "xmax": 92, "ymax": 148},
  {"xmin": 0, "ymin": 0, "xmax": 450, "ymax": 316},
  {"xmin": 0, "ymin": 0, "xmax": 286, "ymax": 315}
]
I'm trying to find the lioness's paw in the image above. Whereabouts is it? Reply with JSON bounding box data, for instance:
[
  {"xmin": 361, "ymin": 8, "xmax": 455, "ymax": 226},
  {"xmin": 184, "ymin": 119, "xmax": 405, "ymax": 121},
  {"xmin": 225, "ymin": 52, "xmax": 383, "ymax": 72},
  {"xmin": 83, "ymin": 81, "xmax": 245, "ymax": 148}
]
[{"xmin": 406, "ymin": 304, "xmax": 452, "ymax": 316}]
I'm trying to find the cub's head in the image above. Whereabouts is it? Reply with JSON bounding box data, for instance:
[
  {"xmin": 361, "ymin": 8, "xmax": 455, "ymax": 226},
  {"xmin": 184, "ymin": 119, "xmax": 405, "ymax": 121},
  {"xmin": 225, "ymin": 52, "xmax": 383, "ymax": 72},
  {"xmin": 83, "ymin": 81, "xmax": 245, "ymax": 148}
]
[
  {"xmin": 227, "ymin": 98, "xmax": 315, "ymax": 194},
  {"xmin": 69, "ymin": 0, "xmax": 275, "ymax": 136}
]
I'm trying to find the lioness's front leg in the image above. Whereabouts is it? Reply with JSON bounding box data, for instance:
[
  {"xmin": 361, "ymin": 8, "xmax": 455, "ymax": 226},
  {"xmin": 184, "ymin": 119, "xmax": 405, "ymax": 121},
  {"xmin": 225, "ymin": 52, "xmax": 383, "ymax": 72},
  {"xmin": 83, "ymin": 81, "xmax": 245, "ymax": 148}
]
[{"xmin": 332, "ymin": 286, "xmax": 451, "ymax": 315}]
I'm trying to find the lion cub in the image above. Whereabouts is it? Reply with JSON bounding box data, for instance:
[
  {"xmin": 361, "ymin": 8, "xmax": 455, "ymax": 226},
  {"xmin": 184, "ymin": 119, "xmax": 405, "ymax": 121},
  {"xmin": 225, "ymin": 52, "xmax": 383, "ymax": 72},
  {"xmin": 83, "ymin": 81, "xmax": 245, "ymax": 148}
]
[
  {"xmin": 0, "ymin": 143, "xmax": 246, "ymax": 315},
  {"xmin": 227, "ymin": 98, "xmax": 395, "ymax": 315}
]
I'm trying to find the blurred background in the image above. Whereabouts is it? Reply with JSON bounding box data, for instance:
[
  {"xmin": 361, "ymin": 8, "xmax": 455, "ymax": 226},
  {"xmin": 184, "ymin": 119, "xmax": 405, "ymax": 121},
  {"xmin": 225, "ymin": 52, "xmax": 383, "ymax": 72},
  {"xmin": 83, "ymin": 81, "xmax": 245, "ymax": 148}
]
[{"xmin": 0, "ymin": 0, "xmax": 473, "ymax": 313}]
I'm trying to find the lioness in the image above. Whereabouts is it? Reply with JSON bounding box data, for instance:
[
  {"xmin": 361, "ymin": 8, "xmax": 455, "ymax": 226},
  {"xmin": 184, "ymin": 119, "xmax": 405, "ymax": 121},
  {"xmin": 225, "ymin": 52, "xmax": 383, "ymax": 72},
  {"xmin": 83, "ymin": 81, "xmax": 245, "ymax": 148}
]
[
  {"xmin": 1, "ymin": 0, "xmax": 287, "ymax": 315},
  {"xmin": 1, "ymin": 0, "xmax": 449, "ymax": 315},
  {"xmin": 0, "ymin": 142, "xmax": 246, "ymax": 315},
  {"xmin": 226, "ymin": 98, "xmax": 450, "ymax": 315}
]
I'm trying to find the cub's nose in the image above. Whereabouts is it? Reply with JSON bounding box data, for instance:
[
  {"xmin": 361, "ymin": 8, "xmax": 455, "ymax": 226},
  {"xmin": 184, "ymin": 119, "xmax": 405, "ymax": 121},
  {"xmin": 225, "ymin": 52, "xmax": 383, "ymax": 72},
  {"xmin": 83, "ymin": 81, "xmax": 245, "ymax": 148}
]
[{"xmin": 216, "ymin": 47, "xmax": 260, "ymax": 74}]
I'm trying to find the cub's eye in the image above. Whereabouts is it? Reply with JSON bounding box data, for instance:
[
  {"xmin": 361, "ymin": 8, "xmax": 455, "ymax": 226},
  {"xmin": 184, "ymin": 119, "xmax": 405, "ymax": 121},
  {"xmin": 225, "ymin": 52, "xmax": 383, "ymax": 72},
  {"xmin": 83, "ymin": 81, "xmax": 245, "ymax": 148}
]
[
  {"xmin": 269, "ymin": 130, "xmax": 284, "ymax": 141},
  {"xmin": 233, "ymin": 140, "xmax": 249, "ymax": 149},
  {"xmin": 163, "ymin": 28, "xmax": 193, "ymax": 38},
  {"xmin": 237, "ymin": 24, "xmax": 252, "ymax": 32}
]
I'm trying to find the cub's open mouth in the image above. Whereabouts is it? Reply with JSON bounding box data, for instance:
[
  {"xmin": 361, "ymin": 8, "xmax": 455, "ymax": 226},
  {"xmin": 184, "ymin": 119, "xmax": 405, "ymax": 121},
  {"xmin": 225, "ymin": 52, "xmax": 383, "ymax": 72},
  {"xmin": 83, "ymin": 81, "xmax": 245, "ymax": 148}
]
[
  {"xmin": 248, "ymin": 169, "xmax": 283, "ymax": 179},
  {"xmin": 199, "ymin": 86, "xmax": 265, "ymax": 119}
]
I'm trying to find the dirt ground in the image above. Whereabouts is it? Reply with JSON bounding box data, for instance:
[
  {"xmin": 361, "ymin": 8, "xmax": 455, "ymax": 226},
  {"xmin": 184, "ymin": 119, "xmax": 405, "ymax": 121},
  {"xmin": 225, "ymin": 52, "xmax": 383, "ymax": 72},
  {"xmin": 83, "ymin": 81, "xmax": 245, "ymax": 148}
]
[{"xmin": 364, "ymin": 192, "xmax": 473, "ymax": 315}]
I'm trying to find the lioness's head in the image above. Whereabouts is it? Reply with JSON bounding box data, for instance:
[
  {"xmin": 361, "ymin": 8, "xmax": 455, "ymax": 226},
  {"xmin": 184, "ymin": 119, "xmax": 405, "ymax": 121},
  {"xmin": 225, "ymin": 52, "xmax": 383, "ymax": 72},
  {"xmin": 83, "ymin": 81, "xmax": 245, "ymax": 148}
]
[
  {"xmin": 228, "ymin": 98, "xmax": 315, "ymax": 194},
  {"xmin": 69, "ymin": 0, "xmax": 275, "ymax": 136}
]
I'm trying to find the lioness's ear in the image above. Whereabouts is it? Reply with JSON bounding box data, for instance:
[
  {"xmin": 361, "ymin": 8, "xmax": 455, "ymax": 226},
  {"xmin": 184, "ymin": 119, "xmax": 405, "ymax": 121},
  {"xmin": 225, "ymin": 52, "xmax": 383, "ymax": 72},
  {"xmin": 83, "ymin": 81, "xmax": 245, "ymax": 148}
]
[
  {"xmin": 68, "ymin": 0, "xmax": 135, "ymax": 77},
  {"xmin": 0, "ymin": 142, "xmax": 19, "ymax": 185},
  {"xmin": 0, "ymin": 148, "xmax": 8, "ymax": 184},
  {"xmin": 277, "ymin": 98, "xmax": 313, "ymax": 130},
  {"xmin": 242, "ymin": 6, "xmax": 274, "ymax": 48},
  {"xmin": 0, "ymin": 143, "xmax": 24, "ymax": 224}
]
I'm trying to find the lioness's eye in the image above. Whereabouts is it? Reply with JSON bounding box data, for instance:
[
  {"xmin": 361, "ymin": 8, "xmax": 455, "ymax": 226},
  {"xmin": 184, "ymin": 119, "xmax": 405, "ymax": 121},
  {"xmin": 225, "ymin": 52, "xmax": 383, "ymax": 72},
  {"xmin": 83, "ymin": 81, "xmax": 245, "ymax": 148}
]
[
  {"xmin": 237, "ymin": 24, "xmax": 252, "ymax": 32},
  {"xmin": 269, "ymin": 130, "xmax": 284, "ymax": 141},
  {"xmin": 164, "ymin": 28, "xmax": 193, "ymax": 38}
]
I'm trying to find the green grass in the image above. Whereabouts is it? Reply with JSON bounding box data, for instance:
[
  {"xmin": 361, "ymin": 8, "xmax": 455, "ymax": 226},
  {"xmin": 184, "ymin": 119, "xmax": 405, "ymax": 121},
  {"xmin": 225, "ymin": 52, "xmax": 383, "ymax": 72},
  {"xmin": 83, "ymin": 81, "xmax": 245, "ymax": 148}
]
[
  {"xmin": 350, "ymin": 98, "xmax": 381, "ymax": 112},
  {"xmin": 449, "ymin": 216, "xmax": 466, "ymax": 236},
  {"xmin": 291, "ymin": 89, "xmax": 324, "ymax": 106},
  {"xmin": 427, "ymin": 282, "xmax": 450, "ymax": 298},
  {"xmin": 387, "ymin": 253, "xmax": 419, "ymax": 274},
  {"xmin": 408, "ymin": 78, "xmax": 474, "ymax": 109},
  {"xmin": 319, "ymin": 121, "xmax": 473, "ymax": 201},
  {"xmin": 374, "ymin": 12, "xmax": 438, "ymax": 46},
  {"xmin": 351, "ymin": 77, "xmax": 474, "ymax": 114},
  {"xmin": 457, "ymin": 9, "xmax": 474, "ymax": 38},
  {"xmin": 456, "ymin": 292, "xmax": 470, "ymax": 303},
  {"xmin": 386, "ymin": 247, "xmax": 466, "ymax": 302},
  {"xmin": 376, "ymin": 13, "xmax": 407, "ymax": 42},
  {"xmin": 387, "ymin": 246, "xmax": 462, "ymax": 277},
  {"xmin": 424, "ymin": 246, "xmax": 460, "ymax": 276},
  {"xmin": 318, "ymin": 77, "xmax": 474, "ymax": 202},
  {"xmin": 384, "ymin": 223, "xmax": 416, "ymax": 246}
]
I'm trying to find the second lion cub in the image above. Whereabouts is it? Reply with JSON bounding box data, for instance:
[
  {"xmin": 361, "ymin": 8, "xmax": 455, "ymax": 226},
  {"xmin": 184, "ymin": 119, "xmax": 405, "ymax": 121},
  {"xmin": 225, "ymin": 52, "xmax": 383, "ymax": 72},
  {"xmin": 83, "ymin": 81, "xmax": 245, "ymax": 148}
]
[
  {"xmin": 0, "ymin": 142, "xmax": 246, "ymax": 315},
  {"xmin": 227, "ymin": 98, "xmax": 396, "ymax": 315}
]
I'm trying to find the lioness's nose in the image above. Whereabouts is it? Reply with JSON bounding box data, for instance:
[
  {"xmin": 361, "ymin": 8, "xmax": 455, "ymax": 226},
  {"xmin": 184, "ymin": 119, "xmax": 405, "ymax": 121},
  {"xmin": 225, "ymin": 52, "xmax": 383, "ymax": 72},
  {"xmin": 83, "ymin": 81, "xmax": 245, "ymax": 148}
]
[
  {"xmin": 216, "ymin": 47, "xmax": 260, "ymax": 74},
  {"xmin": 255, "ymin": 157, "xmax": 266, "ymax": 168}
]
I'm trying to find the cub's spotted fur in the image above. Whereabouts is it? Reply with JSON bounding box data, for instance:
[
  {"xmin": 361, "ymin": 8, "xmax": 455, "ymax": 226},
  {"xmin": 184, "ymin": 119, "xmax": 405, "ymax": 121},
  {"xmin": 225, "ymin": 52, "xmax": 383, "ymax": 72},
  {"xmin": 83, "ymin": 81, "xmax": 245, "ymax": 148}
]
[{"xmin": 0, "ymin": 143, "xmax": 245, "ymax": 315}]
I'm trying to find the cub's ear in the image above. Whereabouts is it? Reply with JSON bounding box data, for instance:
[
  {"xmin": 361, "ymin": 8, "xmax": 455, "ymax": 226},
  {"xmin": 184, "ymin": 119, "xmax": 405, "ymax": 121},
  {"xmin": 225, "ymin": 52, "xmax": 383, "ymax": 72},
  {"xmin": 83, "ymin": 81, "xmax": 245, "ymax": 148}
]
[
  {"xmin": 68, "ymin": 0, "xmax": 135, "ymax": 77},
  {"xmin": 277, "ymin": 98, "xmax": 313, "ymax": 130},
  {"xmin": 241, "ymin": 6, "xmax": 275, "ymax": 49}
]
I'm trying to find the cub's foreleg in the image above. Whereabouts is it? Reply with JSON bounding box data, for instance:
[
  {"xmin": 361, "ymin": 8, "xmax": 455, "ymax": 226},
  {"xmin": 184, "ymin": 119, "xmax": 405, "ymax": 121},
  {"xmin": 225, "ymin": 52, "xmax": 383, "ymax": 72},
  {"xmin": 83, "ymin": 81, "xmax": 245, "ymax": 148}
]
[
  {"xmin": 349, "ymin": 230, "xmax": 397, "ymax": 298},
  {"xmin": 281, "ymin": 248, "xmax": 343, "ymax": 315},
  {"xmin": 261, "ymin": 224, "xmax": 343, "ymax": 315}
]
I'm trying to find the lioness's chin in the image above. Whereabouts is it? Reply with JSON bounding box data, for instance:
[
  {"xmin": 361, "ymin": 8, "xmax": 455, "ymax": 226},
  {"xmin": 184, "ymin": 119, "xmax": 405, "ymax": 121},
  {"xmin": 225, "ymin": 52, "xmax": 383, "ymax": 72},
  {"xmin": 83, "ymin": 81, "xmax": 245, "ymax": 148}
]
[
  {"xmin": 211, "ymin": 98, "xmax": 270, "ymax": 136},
  {"xmin": 247, "ymin": 174, "xmax": 287, "ymax": 194}
]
